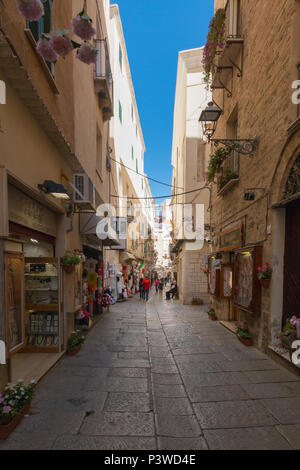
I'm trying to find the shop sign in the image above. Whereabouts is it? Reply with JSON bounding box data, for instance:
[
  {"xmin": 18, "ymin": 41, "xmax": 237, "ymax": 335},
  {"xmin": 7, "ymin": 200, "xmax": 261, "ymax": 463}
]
[
  {"xmin": 219, "ymin": 225, "xmax": 243, "ymax": 252},
  {"xmin": 8, "ymin": 185, "xmax": 57, "ymax": 237}
]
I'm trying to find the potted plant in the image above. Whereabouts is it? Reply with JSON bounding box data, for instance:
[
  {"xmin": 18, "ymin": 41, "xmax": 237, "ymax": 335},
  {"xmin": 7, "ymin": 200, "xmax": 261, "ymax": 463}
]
[
  {"xmin": 236, "ymin": 322, "xmax": 253, "ymax": 346},
  {"xmin": 0, "ymin": 380, "xmax": 36, "ymax": 440},
  {"xmin": 192, "ymin": 298, "xmax": 204, "ymax": 306},
  {"xmin": 201, "ymin": 266, "xmax": 209, "ymax": 276},
  {"xmin": 257, "ymin": 262, "xmax": 272, "ymax": 288},
  {"xmin": 61, "ymin": 254, "xmax": 81, "ymax": 273},
  {"xmin": 207, "ymin": 307, "xmax": 217, "ymax": 321},
  {"xmin": 67, "ymin": 330, "xmax": 85, "ymax": 356},
  {"xmin": 208, "ymin": 147, "xmax": 231, "ymax": 183}
]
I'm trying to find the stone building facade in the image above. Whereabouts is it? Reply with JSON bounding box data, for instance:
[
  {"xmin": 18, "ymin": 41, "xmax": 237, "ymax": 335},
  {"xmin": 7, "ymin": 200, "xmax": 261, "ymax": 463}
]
[
  {"xmin": 0, "ymin": 0, "xmax": 114, "ymax": 389},
  {"xmin": 170, "ymin": 48, "xmax": 211, "ymax": 305},
  {"xmin": 207, "ymin": 0, "xmax": 300, "ymax": 360}
]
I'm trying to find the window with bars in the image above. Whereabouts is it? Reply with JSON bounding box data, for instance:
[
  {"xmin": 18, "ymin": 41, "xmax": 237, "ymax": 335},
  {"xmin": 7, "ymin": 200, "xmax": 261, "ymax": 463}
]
[{"xmin": 27, "ymin": 0, "xmax": 54, "ymax": 74}]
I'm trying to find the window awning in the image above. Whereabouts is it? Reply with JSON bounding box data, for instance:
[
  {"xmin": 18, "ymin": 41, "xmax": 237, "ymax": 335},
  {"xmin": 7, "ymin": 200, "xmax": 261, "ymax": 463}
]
[{"xmin": 80, "ymin": 213, "xmax": 120, "ymax": 247}]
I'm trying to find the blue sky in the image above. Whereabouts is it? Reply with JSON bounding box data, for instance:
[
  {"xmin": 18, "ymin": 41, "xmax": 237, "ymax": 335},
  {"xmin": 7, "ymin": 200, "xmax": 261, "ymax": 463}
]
[{"xmin": 115, "ymin": 0, "xmax": 214, "ymax": 199}]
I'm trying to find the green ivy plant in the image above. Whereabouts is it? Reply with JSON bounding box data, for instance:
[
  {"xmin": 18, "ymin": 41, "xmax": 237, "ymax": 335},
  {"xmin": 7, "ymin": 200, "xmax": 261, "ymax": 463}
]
[
  {"xmin": 202, "ymin": 9, "xmax": 226, "ymax": 87},
  {"xmin": 208, "ymin": 147, "xmax": 231, "ymax": 183}
]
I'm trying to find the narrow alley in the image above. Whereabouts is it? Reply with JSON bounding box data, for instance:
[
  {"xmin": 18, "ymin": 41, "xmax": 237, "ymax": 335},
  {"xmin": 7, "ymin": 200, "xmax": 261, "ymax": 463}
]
[{"xmin": 1, "ymin": 291, "xmax": 300, "ymax": 451}]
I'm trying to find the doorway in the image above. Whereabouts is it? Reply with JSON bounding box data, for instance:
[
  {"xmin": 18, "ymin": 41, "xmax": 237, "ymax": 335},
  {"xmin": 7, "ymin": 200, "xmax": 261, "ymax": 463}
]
[{"xmin": 283, "ymin": 199, "xmax": 300, "ymax": 327}]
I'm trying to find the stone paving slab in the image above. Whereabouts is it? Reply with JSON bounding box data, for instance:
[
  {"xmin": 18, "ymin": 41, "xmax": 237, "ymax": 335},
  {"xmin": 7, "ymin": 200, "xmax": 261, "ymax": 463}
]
[
  {"xmin": 260, "ymin": 397, "xmax": 300, "ymax": 424},
  {"xmin": 276, "ymin": 425, "xmax": 300, "ymax": 449},
  {"xmin": 193, "ymin": 400, "xmax": 278, "ymax": 429},
  {"xmin": 217, "ymin": 360, "xmax": 281, "ymax": 372},
  {"xmin": 15, "ymin": 410, "xmax": 86, "ymax": 435},
  {"xmin": 158, "ymin": 437, "xmax": 208, "ymax": 451},
  {"xmin": 204, "ymin": 427, "xmax": 292, "ymax": 450},
  {"xmin": 80, "ymin": 412, "xmax": 155, "ymax": 436},
  {"xmin": 154, "ymin": 397, "xmax": 194, "ymax": 415},
  {"xmin": 155, "ymin": 414, "xmax": 202, "ymax": 438},
  {"xmin": 152, "ymin": 383, "xmax": 186, "ymax": 398},
  {"xmin": 240, "ymin": 382, "xmax": 300, "ymax": 399},
  {"xmin": 187, "ymin": 385, "xmax": 250, "ymax": 403},
  {"xmin": 108, "ymin": 368, "xmax": 148, "ymax": 378},
  {"xmin": 52, "ymin": 435, "xmax": 157, "ymax": 450},
  {"xmin": 243, "ymin": 370, "xmax": 300, "ymax": 384},
  {"xmin": 182, "ymin": 371, "xmax": 250, "ymax": 388},
  {"xmin": 104, "ymin": 392, "xmax": 152, "ymax": 412},
  {"xmin": 84, "ymin": 376, "xmax": 149, "ymax": 393},
  {"xmin": 151, "ymin": 373, "xmax": 183, "ymax": 385},
  {"xmin": 0, "ymin": 432, "xmax": 58, "ymax": 450}
]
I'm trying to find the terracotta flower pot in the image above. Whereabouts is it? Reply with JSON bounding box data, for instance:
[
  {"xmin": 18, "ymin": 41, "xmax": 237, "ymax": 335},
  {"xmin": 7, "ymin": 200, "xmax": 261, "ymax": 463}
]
[
  {"xmin": 238, "ymin": 336, "xmax": 253, "ymax": 346},
  {"xmin": 208, "ymin": 314, "xmax": 217, "ymax": 321},
  {"xmin": 63, "ymin": 265, "xmax": 75, "ymax": 274},
  {"xmin": 192, "ymin": 302, "xmax": 203, "ymax": 306},
  {"xmin": 67, "ymin": 345, "xmax": 81, "ymax": 356},
  {"xmin": 260, "ymin": 278, "xmax": 271, "ymax": 289},
  {"xmin": 0, "ymin": 402, "xmax": 31, "ymax": 440}
]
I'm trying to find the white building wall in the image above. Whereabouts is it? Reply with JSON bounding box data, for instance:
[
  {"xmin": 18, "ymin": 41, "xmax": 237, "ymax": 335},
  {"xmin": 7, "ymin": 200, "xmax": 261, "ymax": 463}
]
[{"xmin": 109, "ymin": 5, "xmax": 147, "ymax": 217}]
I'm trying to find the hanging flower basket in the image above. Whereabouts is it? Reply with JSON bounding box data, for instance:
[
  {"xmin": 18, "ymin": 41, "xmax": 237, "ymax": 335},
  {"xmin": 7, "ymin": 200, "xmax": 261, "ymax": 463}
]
[{"xmin": 61, "ymin": 254, "xmax": 81, "ymax": 273}]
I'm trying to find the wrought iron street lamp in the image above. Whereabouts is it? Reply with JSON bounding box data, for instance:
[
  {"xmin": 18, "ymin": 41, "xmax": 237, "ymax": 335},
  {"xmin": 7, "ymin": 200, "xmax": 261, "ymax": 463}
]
[{"xmin": 199, "ymin": 102, "xmax": 222, "ymax": 141}]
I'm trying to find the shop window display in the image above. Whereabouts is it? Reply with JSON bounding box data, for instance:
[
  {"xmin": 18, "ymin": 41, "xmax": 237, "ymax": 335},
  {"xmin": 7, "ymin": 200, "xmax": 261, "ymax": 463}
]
[
  {"xmin": 234, "ymin": 246, "xmax": 262, "ymax": 315},
  {"xmin": 24, "ymin": 258, "xmax": 60, "ymax": 350},
  {"xmin": 221, "ymin": 264, "xmax": 233, "ymax": 298},
  {"xmin": 208, "ymin": 256, "xmax": 221, "ymax": 297}
]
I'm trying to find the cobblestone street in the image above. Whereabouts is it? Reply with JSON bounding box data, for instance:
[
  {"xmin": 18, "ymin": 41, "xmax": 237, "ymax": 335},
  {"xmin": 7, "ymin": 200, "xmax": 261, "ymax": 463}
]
[{"xmin": 1, "ymin": 291, "xmax": 300, "ymax": 450}]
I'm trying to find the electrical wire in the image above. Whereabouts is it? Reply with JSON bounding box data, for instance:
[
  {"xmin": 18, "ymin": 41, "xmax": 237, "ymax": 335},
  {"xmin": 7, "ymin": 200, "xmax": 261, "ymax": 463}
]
[
  {"xmin": 110, "ymin": 186, "xmax": 208, "ymax": 200},
  {"xmin": 110, "ymin": 157, "xmax": 183, "ymax": 190}
]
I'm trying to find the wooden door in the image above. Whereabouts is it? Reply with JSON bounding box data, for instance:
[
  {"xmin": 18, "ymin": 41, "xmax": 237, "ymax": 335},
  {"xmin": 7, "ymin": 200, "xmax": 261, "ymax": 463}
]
[
  {"xmin": 5, "ymin": 253, "xmax": 25, "ymax": 355},
  {"xmin": 283, "ymin": 199, "xmax": 300, "ymax": 327}
]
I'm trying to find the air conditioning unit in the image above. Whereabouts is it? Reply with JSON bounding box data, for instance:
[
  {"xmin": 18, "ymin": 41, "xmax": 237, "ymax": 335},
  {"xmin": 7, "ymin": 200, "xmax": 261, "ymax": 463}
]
[{"xmin": 73, "ymin": 174, "xmax": 96, "ymax": 211}]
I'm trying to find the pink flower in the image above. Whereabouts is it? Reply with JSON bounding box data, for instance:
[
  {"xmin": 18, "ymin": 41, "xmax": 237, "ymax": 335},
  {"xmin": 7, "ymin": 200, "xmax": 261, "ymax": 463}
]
[
  {"xmin": 71, "ymin": 15, "xmax": 96, "ymax": 41},
  {"xmin": 3, "ymin": 406, "xmax": 11, "ymax": 414},
  {"xmin": 77, "ymin": 42, "xmax": 98, "ymax": 65},
  {"xmin": 257, "ymin": 267, "xmax": 262, "ymax": 271},
  {"xmin": 50, "ymin": 32, "xmax": 73, "ymax": 57},
  {"xmin": 37, "ymin": 38, "xmax": 59, "ymax": 63},
  {"xmin": 17, "ymin": 0, "xmax": 44, "ymax": 21}
]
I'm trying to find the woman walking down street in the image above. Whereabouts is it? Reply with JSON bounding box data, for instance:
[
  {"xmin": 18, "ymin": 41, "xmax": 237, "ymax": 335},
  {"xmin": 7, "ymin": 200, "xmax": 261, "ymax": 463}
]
[
  {"xmin": 155, "ymin": 279, "xmax": 159, "ymax": 293},
  {"xmin": 139, "ymin": 277, "xmax": 144, "ymax": 299}
]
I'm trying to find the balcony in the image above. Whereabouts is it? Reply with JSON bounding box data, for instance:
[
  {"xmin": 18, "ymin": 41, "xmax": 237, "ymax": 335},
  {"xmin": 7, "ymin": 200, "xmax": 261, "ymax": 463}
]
[
  {"xmin": 94, "ymin": 38, "xmax": 113, "ymax": 121},
  {"xmin": 212, "ymin": 0, "xmax": 244, "ymax": 97},
  {"xmin": 217, "ymin": 151, "xmax": 239, "ymax": 196}
]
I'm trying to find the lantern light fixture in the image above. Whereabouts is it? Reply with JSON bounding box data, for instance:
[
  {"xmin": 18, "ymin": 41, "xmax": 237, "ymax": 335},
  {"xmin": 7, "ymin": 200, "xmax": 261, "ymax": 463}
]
[{"xmin": 199, "ymin": 101, "xmax": 222, "ymax": 141}]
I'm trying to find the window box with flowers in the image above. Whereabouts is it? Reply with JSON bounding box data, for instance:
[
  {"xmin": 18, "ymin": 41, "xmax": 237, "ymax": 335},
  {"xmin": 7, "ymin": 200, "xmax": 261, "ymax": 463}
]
[{"xmin": 0, "ymin": 380, "xmax": 36, "ymax": 440}]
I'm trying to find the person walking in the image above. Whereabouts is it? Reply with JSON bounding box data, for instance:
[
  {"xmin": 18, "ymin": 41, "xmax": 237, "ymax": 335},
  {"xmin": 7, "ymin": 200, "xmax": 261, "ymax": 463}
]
[
  {"xmin": 142, "ymin": 275, "xmax": 151, "ymax": 302},
  {"xmin": 139, "ymin": 277, "xmax": 144, "ymax": 300},
  {"xmin": 155, "ymin": 278, "xmax": 159, "ymax": 293},
  {"xmin": 158, "ymin": 279, "xmax": 164, "ymax": 297}
]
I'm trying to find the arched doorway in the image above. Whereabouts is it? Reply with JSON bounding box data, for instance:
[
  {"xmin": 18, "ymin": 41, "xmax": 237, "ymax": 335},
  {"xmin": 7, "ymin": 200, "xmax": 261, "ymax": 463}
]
[{"xmin": 282, "ymin": 155, "xmax": 300, "ymax": 327}]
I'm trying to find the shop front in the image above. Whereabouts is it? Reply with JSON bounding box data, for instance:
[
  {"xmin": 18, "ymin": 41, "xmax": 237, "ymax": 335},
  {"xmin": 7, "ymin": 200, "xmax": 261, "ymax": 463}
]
[
  {"xmin": 209, "ymin": 224, "xmax": 263, "ymax": 335},
  {"xmin": 2, "ymin": 182, "xmax": 66, "ymax": 385}
]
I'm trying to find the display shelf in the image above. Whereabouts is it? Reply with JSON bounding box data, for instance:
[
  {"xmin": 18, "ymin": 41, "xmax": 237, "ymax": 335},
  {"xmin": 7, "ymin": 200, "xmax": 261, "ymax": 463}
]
[{"xmin": 26, "ymin": 304, "xmax": 59, "ymax": 311}]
